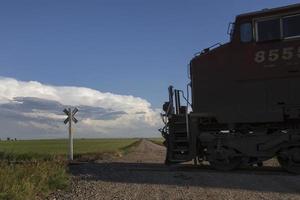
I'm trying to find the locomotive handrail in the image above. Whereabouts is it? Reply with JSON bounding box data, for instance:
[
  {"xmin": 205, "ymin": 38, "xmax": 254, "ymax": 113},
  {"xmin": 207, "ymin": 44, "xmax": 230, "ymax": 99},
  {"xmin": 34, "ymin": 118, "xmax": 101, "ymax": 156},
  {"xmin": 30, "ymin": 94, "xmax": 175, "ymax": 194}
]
[
  {"xmin": 177, "ymin": 83, "xmax": 192, "ymax": 149},
  {"xmin": 227, "ymin": 22, "xmax": 235, "ymax": 40},
  {"xmin": 178, "ymin": 90, "xmax": 192, "ymax": 107},
  {"xmin": 187, "ymin": 63, "xmax": 191, "ymax": 79},
  {"xmin": 193, "ymin": 43, "xmax": 222, "ymax": 56}
]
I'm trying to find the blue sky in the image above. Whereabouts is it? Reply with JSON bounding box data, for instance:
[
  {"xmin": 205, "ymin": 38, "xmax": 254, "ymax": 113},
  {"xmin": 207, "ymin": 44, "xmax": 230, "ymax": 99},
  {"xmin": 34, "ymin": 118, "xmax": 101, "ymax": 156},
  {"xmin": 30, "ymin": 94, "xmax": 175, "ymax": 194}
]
[
  {"xmin": 0, "ymin": 0, "xmax": 299, "ymax": 108},
  {"xmin": 0, "ymin": 1, "xmax": 299, "ymax": 139}
]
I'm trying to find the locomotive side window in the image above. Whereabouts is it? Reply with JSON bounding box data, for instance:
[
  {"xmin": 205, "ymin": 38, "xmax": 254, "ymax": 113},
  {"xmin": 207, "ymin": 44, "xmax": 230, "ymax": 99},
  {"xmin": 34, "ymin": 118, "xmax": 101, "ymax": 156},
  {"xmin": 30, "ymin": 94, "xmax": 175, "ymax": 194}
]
[
  {"xmin": 256, "ymin": 18, "xmax": 281, "ymax": 42},
  {"xmin": 240, "ymin": 23, "xmax": 253, "ymax": 42},
  {"xmin": 283, "ymin": 14, "xmax": 300, "ymax": 38}
]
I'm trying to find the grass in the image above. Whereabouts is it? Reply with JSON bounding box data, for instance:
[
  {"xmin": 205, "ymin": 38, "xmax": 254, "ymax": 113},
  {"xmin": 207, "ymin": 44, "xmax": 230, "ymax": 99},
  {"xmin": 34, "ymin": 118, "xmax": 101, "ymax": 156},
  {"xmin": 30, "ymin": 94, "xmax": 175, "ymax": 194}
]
[
  {"xmin": 0, "ymin": 138, "xmax": 138, "ymax": 200},
  {"xmin": 0, "ymin": 138, "xmax": 138, "ymax": 161},
  {"xmin": 149, "ymin": 137, "xmax": 164, "ymax": 146},
  {"xmin": 0, "ymin": 161, "xmax": 69, "ymax": 200},
  {"xmin": 120, "ymin": 139, "xmax": 141, "ymax": 154}
]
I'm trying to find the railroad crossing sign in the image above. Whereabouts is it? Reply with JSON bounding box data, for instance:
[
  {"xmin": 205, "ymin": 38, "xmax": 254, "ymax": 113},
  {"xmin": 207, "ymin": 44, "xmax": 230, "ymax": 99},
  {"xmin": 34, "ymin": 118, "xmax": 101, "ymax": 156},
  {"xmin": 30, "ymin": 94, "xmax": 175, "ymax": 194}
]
[
  {"xmin": 63, "ymin": 107, "xmax": 78, "ymax": 161},
  {"xmin": 63, "ymin": 108, "xmax": 78, "ymax": 124}
]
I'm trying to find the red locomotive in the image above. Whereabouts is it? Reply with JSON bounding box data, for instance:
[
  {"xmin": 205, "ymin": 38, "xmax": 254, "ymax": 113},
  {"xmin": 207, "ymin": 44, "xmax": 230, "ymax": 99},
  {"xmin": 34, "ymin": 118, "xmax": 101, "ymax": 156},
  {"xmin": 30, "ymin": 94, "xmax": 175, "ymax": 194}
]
[{"xmin": 160, "ymin": 4, "xmax": 300, "ymax": 173}]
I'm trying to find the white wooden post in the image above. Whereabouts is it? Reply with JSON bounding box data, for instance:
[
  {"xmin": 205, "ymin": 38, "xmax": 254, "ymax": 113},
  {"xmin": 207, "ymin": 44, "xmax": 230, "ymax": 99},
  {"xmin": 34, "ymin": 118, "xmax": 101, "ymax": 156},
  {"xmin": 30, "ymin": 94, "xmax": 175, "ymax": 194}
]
[
  {"xmin": 68, "ymin": 108, "xmax": 73, "ymax": 161},
  {"xmin": 64, "ymin": 107, "xmax": 78, "ymax": 161}
]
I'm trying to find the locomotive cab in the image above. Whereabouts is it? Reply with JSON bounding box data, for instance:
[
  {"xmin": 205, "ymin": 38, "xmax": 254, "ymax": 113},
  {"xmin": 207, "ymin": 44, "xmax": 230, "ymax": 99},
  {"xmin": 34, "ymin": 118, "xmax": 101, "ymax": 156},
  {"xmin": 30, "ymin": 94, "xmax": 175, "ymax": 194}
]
[
  {"xmin": 160, "ymin": 4, "xmax": 300, "ymax": 173},
  {"xmin": 191, "ymin": 5, "xmax": 300, "ymax": 124}
]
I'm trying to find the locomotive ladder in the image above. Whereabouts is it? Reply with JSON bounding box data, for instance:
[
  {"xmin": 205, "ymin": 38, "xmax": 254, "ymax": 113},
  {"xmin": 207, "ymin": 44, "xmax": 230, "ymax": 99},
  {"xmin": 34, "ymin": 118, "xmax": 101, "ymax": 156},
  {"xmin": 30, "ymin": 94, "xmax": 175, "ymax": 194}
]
[{"xmin": 167, "ymin": 114, "xmax": 191, "ymax": 162}]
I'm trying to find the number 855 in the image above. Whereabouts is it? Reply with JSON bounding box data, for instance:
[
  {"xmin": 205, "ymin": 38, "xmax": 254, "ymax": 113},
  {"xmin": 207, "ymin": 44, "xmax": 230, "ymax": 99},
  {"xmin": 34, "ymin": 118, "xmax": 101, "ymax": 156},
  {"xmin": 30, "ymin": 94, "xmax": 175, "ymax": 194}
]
[{"xmin": 254, "ymin": 47, "xmax": 300, "ymax": 63}]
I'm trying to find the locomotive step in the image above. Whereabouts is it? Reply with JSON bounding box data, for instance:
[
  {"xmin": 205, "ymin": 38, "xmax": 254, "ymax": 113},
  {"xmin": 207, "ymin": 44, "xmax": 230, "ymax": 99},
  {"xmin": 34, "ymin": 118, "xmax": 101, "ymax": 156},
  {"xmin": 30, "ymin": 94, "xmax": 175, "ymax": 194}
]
[
  {"xmin": 174, "ymin": 139, "xmax": 188, "ymax": 142},
  {"xmin": 173, "ymin": 134, "xmax": 188, "ymax": 138},
  {"xmin": 172, "ymin": 129, "xmax": 187, "ymax": 134},
  {"xmin": 169, "ymin": 159, "xmax": 189, "ymax": 162},
  {"xmin": 172, "ymin": 148, "xmax": 189, "ymax": 152},
  {"xmin": 173, "ymin": 130, "xmax": 187, "ymax": 134},
  {"xmin": 173, "ymin": 121, "xmax": 186, "ymax": 125}
]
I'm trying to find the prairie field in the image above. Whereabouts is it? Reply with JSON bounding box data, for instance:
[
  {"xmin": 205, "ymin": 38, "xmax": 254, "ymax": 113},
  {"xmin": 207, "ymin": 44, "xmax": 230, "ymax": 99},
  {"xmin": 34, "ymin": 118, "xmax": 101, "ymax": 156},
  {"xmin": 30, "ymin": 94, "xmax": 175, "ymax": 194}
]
[
  {"xmin": 0, "ymin": 138, "xmax": 139, "ymax": 200},
  {"xmin": 149, "ymin": 137, "xmax": 164, "ymax": 146},
  {"xmin": 0, "ymin": 138, "xmax": 138, "ymax": 161}
]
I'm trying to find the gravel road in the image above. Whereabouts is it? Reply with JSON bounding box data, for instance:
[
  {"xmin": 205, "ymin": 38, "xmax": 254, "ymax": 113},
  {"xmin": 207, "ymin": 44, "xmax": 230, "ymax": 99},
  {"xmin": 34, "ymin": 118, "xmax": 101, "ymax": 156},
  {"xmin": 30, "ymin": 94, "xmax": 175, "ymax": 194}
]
[{"xmin": 49, "ymin": 139, "xmax": 300, "ymax": 200}]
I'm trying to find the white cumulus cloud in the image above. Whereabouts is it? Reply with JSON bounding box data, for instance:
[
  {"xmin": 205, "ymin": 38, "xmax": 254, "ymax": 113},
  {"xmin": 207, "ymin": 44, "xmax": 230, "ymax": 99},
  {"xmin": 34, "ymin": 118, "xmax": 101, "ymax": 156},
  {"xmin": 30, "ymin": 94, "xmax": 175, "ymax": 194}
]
[{"xmin": 0, "ymin": 77, "xmax": 162, "ymax": 139}]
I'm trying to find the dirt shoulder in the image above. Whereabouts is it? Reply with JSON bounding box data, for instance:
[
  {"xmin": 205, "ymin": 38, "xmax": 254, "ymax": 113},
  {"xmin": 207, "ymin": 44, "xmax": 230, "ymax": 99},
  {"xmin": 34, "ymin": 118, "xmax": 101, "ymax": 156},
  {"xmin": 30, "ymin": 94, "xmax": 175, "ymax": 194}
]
[{"xmin": 49, "ymin": 139, "xmax": 300, "ymax": 200}]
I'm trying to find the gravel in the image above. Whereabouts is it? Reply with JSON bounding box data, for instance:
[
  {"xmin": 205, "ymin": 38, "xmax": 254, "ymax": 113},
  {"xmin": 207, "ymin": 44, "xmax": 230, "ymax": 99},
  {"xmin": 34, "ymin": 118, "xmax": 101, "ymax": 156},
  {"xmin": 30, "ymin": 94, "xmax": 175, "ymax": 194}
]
[{"xmin": 48, "ymin": 139, "xmax": 300, "ymax": 200}]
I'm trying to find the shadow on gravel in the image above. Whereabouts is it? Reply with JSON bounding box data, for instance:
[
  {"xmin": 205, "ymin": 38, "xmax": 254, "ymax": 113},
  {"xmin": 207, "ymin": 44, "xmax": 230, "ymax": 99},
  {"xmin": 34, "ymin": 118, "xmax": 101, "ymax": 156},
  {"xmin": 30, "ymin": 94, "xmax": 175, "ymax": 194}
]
[{"xmin": 69, "ymin": 162, "xmax": 300, "ymax": 194}]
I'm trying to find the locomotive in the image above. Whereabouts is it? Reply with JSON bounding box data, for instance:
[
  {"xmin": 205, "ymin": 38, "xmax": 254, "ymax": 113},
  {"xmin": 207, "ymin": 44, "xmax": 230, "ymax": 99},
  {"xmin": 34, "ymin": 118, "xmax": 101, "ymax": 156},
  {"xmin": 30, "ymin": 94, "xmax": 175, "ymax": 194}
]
[{"xmin": 160, "ymin": 4, "xmax": 300, "ymax": 173}]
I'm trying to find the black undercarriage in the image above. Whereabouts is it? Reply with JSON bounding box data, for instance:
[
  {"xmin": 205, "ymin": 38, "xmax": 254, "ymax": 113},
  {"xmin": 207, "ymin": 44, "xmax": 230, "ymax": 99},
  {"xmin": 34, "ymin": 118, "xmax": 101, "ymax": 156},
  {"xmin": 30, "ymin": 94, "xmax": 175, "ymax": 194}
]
[{"xmin": 160, "ymin": 86, "xmax": 300, "ymax": 174}]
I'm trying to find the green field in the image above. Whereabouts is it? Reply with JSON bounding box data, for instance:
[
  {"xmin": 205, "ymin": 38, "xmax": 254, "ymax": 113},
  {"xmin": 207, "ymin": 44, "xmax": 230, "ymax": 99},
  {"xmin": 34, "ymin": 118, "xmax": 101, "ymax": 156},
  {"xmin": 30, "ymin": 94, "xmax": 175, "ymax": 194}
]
[
  {"xmin": 0, "ymin": 161, "xmax": 68, "ymax": 200},
  {"xmin": 0, "ymin": 138, "xmax": 138, "ymax": 161},
  {"xmin": 0, "ymin": 138, "xmax": 139, "ymax": 200},
  {"xmin": 149, "ymin": 137, "xmax": 164, "ymax": 146},
  {"xmin": 0, "ymin": 138, "xmax": 138, "ymax": 155}
]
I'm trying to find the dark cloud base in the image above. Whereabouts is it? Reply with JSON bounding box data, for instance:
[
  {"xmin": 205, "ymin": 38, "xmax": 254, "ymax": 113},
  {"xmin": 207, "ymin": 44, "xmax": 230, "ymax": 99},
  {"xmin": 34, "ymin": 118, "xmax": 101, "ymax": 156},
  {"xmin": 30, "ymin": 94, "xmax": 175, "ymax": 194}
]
[{"xmin": 0, "ymin": 97, "xmax": 131, "ymax": 139}]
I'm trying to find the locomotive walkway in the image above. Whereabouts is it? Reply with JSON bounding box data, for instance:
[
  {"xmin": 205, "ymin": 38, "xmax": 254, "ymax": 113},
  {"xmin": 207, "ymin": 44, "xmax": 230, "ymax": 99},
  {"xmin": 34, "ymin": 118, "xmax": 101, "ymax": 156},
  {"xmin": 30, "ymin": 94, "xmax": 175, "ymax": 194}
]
[{"xmin": 49, "ymin": 139, "xmax": 300, "ymax": 200}]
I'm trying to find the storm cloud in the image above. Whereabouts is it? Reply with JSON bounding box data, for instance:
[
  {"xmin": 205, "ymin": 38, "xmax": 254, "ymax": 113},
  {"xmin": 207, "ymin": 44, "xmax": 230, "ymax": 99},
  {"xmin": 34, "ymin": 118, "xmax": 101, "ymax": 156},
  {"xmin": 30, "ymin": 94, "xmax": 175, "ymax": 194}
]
[{"xmin": 0, "ymin": 77, "xmax": 162, "ymax": 139}]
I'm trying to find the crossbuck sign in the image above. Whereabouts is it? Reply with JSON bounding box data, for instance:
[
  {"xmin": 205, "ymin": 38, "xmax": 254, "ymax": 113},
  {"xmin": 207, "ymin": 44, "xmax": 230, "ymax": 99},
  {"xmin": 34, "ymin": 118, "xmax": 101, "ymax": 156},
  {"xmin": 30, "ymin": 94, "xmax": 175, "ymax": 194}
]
[{"xmin": 63, "ymin": 108, "xmax": 78, "ymax": 161}]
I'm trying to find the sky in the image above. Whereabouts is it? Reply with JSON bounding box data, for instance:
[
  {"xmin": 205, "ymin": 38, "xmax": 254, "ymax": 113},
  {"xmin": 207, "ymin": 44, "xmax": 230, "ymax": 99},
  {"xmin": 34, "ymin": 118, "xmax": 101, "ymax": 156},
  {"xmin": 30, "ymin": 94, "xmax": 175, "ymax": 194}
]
[{"xmin": 0, "ymin": 0, "xmax": 299, "ymax": 139}]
